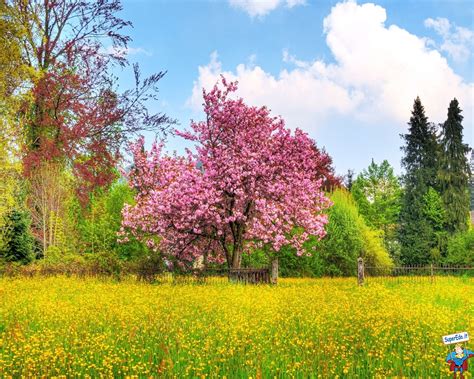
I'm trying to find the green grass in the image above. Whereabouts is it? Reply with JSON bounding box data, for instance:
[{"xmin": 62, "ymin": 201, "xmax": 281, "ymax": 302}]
[{"xmin": 0, "ymin": 276, "xmax": 472, "ymax": 378}]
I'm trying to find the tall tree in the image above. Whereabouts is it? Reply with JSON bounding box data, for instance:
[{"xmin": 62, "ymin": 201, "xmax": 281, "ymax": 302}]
[
  {"xmin": 470, "ymin": 151, "xmax": 474, "ymax": 225},
  {"xmin": 121, "ymin": 78, "xmax": 332, "ymax": 270},
  {"xmin": 28, "ymin": 161, "xmax": 73, "ymax": 255},
  {"xmin": 399, "ymin": 97, "xmax": 440, "ymax": 264},
  {"xmin": 4, "ymin": 0, "xmax": 172, "ymax": 194},
  {"xmin": 2, "ymin": 0, "xmax": 173, "ymax": 254},
  {"xmin": 438, "ymin": 99, "xmax": 471, "ymax": 233},
  {"xmin": 312, "ymin": 146, "xmax": 341, "ymax": 191},
  {"xmin": 351, "ymin": 159, "xmax": 402, "ymax": 260}
]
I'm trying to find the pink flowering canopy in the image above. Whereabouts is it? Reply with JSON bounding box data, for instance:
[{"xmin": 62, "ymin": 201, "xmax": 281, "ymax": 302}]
[{"xmin": 121, "ymin": 77, "xmax": 332, "ymax": 268}]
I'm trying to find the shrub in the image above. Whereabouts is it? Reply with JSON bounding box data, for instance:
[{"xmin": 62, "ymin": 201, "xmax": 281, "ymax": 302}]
[
  {"xmin": 74, "ymin": 180, "xmax": 149, "ymax": 260},
  {"xmin": 277, "ymin": 189, "xmax": 393, "ymax": 277},
  {"xmin": 444, "ymin": 229, "xmax": 474, "ymax": 266}
]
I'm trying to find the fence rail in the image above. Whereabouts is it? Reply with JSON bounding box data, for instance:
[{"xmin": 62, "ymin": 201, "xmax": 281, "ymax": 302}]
[
  {"xmin": 358, "ymin": 258, "xmax": 474, "ymax": 285},
  {"xmin": 229, "ymin": 268, "xmax": 270, "ymax": 284},
  {"xmin": 2, "ymin": 259, "xmax": 472, "ymax": 285},
  {"xmin": 0, "ymin": 264, "xmax": 273, "ymax": 284}
]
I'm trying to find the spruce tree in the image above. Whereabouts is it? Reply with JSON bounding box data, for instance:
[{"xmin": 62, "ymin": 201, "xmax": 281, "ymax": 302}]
[
  {"xmin": 399, "ymin": 97, "xmax": 440, "ymax": 264},
  {"xmin": 438, "ymin": 99, "xmax": 471, "ymax": 233},
  {"xmin": 470, "ymin": 151, "xmax": 474, "ymax": 216},
  {"xmin": 0, "ymin": 209, "xmax": 34, "ymax": 264}
]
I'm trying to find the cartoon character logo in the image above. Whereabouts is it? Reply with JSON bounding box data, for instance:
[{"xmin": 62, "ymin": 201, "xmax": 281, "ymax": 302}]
[{"xmin": 446, "ymin": 343, "xmax": 474, "ymax": 378}]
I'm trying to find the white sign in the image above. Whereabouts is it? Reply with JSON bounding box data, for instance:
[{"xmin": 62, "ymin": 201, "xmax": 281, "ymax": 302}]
[{"xmin": 442, "ymin": 332, "xmax": 469, "ymax": 345}]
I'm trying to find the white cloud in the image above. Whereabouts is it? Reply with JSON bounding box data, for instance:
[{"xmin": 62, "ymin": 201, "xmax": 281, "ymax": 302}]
[
  {"xmin": 229, "ymin": 0, "xmax": 306, "ymax": 18},
  {"xmin": 424, "ymin": 17, "xmax": 474, "ymax": 62},
  {"xmin": 282, "ymin": 48, "xmax": 309, "ymax": 68},
  {"xmin": 189, "ymin": 1, "xmax": 473, "ymax": 133},
  {"xmin": 188, "ymin": 51, "xmax": 363, "ymax": 128}
]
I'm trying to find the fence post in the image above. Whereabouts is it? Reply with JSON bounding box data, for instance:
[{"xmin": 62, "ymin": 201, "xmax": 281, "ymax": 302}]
[
  {"xmin": 430, "ymin": 263, "xmax": 434, "ymax": 284},
  {"xmin": 271, "ymin": 258, "xmax": 279, "ymax": 285},
  {"xmin": 358, "ymin": 257, "xmax": 364, "ymax": 286}
]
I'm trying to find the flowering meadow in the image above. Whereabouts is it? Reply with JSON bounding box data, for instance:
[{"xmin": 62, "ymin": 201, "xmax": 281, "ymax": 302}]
[{"xmin": 0, "ymin": 277, "xmax": 472, "ymax": 378}]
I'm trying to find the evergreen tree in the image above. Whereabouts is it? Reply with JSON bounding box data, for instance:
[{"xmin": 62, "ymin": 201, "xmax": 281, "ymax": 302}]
[
  {"xmin": 0, "ymin": 209, "xmax": 34, "ymax": 264},
  {"xmin": 399, "ymin": 97, "xmax": 440, "ymax": 264},
  {"xmin": 470, "ymin": 151, "xmax": 474, "ymax": 212},
  {"xmin": 438, "ymin": 99, "xmax": 471, "ymax": 233}
]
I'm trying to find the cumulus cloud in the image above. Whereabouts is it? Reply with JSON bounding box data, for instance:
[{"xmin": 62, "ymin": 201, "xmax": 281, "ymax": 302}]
[
  {"xmin": 189, "ymin": 1, "xmax": 473, "ymax": 132},
  {"xmin": 188, "ymin": 51, "xmax": 363, "ymax": 128},
  {"xmin": 229, "ymin": 0, "xmax": 306, "ymax": 18},
  {"xmin": 424, "ymin": 17, "xmax": 474, "ymax": 62}
]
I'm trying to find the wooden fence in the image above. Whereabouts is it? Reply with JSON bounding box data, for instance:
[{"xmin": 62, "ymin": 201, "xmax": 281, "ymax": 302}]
[
  {"xmin": 229, "ymin": 268, "xmax": 271, "ymax": 284},
  {"xmin": 140, "ymin": 268, "xmax": 272, "ymax": 285},
  {"xmin": 0, "ymin": 263, "xmax": 274, "ymax": 285},
  {"xmin": 357, "ymin": 257, "xmax": 474, "ymax": 285}
]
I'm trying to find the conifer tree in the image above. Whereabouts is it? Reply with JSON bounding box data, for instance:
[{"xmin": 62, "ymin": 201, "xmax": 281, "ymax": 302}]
[
  {"xmin": 399, "ymin": 97, "xmax": 440, "ymax": 264},
  {"xmin": 438, "ymin": 99, "xmax": 471, "ymax": 233},
  {"xmin": 470, "ymin": 151, "xmax": 474, "ymax": 212}
]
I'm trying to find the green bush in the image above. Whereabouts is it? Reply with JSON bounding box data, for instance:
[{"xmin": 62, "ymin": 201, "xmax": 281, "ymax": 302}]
[
  {"xmin": 72, "ymin": 180, "xmax": 149, "ymax": 260},
  {"xmin": 276, "ymin": 189, "xmax": 393, "ymax": 277},
  {"xmin": 444, "ymin": 229, "xmax": 474, "ymax": 266},
  {"xmin": 360, "ymin": 225, "xmax": 393, "ymax": 268},
  {"xmin": 315, "ymin": 189, "xmax": 364, "ymax": 276}
]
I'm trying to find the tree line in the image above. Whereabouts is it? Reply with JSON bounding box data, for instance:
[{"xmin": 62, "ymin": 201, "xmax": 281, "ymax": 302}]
[{"xmin": 0, "ymin": 0, "xmax": 472, "ymax": 276}]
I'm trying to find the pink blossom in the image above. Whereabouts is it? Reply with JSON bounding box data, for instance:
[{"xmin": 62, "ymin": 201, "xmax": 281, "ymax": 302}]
[{"xmin": 121, "ymin": 77, "xmax": 332, "ymax": 268}]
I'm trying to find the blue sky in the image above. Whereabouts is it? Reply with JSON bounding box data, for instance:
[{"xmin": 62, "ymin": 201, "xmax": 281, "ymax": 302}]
[{"xmin": 115, "ymin": 0, "xmax": 473, "ymax": 177}]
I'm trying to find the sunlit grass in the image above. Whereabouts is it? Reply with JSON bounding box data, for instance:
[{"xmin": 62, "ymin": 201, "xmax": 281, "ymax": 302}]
[{"xmin": 0, "ymin": 276, "xmax": 472, "ymax": 377}]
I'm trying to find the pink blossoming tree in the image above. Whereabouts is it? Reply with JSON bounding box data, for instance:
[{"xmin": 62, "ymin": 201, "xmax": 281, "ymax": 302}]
[{"xmin": 121, "ymin": 78, "xmax": 332, "ymax": 271}]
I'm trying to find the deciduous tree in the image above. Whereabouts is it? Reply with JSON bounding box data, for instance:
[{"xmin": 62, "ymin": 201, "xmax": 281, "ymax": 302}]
[
  {"xmin": 3, "ymin": 0, "xmax": 172, "ymax": 194},
  {"xmin": 27, "ymin": 161, "xmax": 73, "ymax": 255},
  {"xmin": 351, "ymin": 159, "xmax": 402, "ymax": 259},
  {"xmin": 121, "ymin": 78, "xmax": 331, "ymax": 269}
]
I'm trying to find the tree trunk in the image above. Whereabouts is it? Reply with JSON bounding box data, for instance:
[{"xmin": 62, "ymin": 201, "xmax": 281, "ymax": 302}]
[
  {"xmin": 271, "ymin": 257, "xmax": 279, "ymax": 285},
  {"xmin": 231, "ymin": 241, "xmax": 242, "ymax": 269}
]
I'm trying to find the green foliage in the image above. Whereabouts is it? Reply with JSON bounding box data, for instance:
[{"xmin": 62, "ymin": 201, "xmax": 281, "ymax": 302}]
[
  {"xmin": 86, "ymin": 251, "xmax": 124, "ymax": 278},
  {"xmin": 360, "ymin": 224, "xmax": 393, "ymax": 268},
  {"xmin": 399, "ymin": 97, "xmax": 441, "ymax": 264},
  {"xmin": 0, "ymin": 2, "xmax": 26, "ymax": 99},
  {"xmin": 444, "ymin": 229, "xmax": 474, "ymax": 266},
  {"xmin": 74, "ymin": 180, "xmax": 149, "ymax": 260},
  {"xmin": 0, "ymin": 108, "xmax": 23, "ymax": 255},
  {"xmin": 400, "ymin": 97, "xmax": 439, "ymax": 188},
  {"xmin": 421, "ymin": 187, "xmax": 448, "ymax": 262},
  {"xmin": 0, "ymin": 209, "xmax": 34, "ymax": 264},
  {"xmin": 438, "ymin": 99, "xmax": 471, "ymax": 233},
  {"xmin": 351, "ymin": 159, "xmax": 402, "ymax": 260},
  {"xmin": 240, "ymin": 248, "xmax": 269, "ymax": 269},
  {"xmin": 470, "ymin": 151, "xmax": 474, "ymax": 211},
  {"xmin": 274, "ymin": 189, "xmax": 393, "ymax": 277},
  {"xmin": 316, "ymin": 189, "xmax": 364, "ymax": 276},
  {"xmin": 422, "ymin": 187, "xmax": 446, "ymax": 229}
]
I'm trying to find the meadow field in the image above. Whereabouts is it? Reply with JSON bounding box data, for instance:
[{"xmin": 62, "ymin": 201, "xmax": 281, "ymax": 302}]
[{"xmin": 0, "ymin": 276, "xmax": 473, "ymax": 378}]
